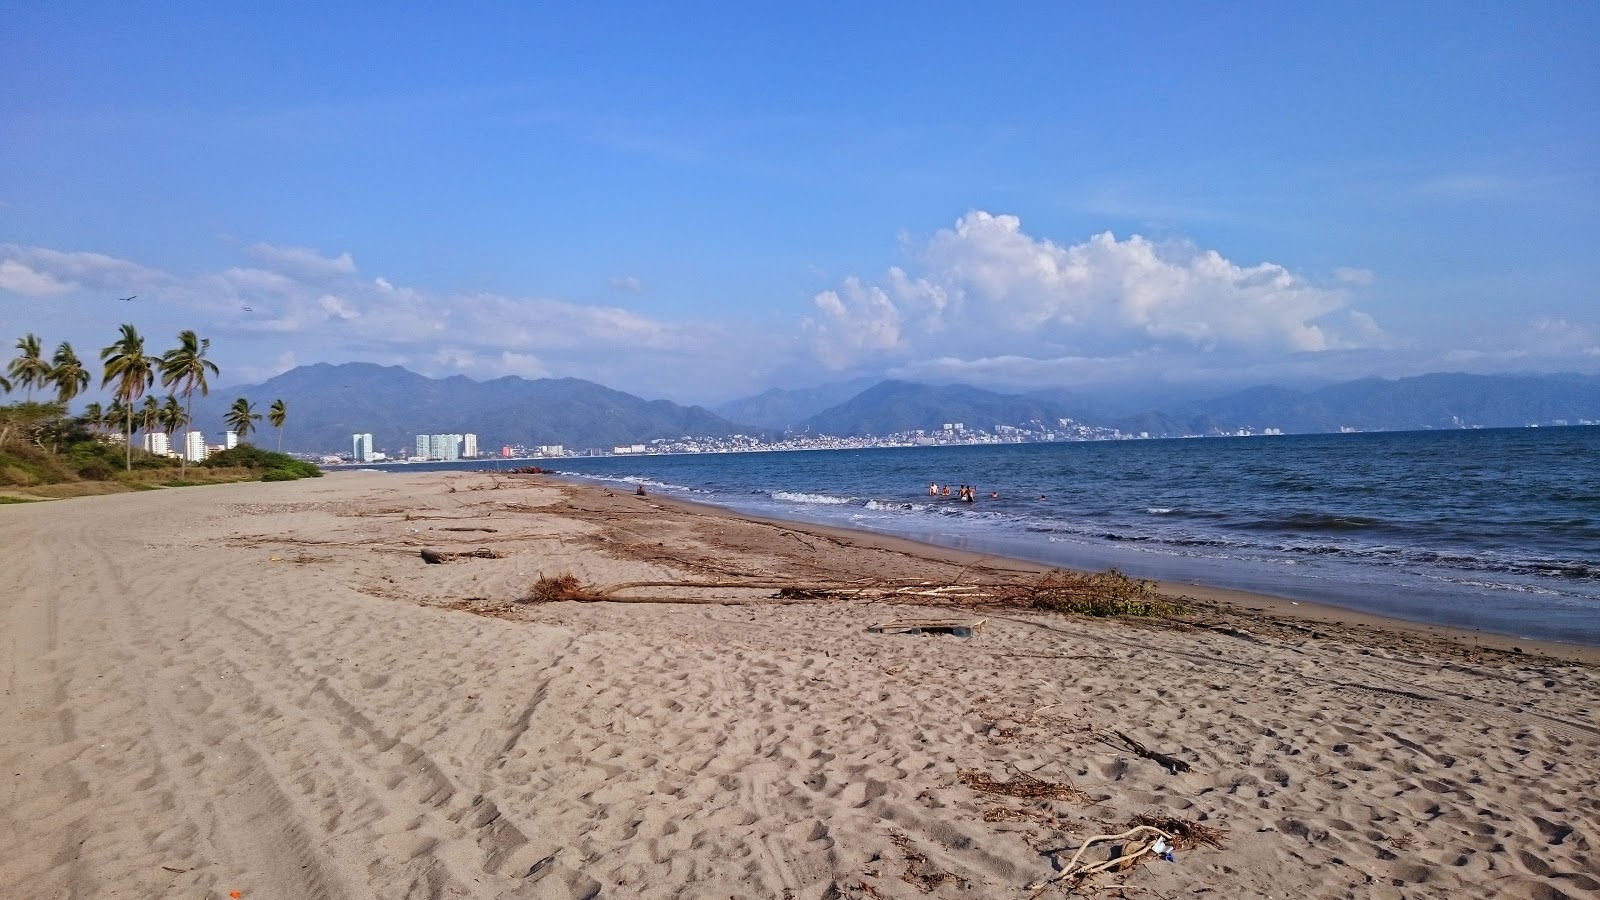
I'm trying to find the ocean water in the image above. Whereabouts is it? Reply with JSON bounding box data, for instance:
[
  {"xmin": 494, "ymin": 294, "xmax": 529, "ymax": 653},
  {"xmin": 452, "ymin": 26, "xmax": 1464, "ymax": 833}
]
[{"xmin": 385, "ymin": 427, "xmax": 1600, "ymax": 646}]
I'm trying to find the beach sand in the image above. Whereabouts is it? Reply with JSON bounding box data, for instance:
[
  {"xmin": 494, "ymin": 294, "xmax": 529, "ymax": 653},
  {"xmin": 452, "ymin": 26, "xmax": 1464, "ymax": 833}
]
[{"xmin": 2, "ymin": 470, "xmax": 1596, "ymax": 899}]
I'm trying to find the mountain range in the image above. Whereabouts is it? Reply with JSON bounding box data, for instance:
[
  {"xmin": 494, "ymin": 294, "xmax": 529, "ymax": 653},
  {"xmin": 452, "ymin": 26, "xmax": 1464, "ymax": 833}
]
[
  {"xmin": 194, "ymin": 364, "xmax": 1600, "ymax": 454},
  {"xmin": 191, "ymin": 363, "xmax": 740, "ymax": 454}
]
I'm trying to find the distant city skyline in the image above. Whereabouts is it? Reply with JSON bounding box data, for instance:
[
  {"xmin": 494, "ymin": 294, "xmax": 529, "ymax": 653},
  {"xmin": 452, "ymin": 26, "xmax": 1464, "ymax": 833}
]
[{"xmin": 4, "ymin": 6, "xmax": 1596, "ymax": 404}]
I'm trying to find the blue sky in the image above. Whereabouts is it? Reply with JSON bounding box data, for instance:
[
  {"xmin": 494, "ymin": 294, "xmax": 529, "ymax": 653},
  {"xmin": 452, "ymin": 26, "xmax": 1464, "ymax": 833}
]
[{"xmin": 2, "ymin": 3, "xmax": 1596, "ymax": 403}]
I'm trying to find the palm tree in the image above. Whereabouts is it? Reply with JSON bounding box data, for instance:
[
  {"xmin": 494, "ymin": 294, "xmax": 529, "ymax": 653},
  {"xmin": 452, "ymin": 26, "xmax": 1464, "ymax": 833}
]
[
  {"xmin": 268, "ymin": 399, "xmax": 287, "ymax": 451},
  {"xmin": 158, "ymin": 330, "xmax": 219, "ymax": 476},
  {"xmin": 7, "ymin": 334, "xmax": 52, "ymax": 401},
  {"xmin": 82, "ymin": 401, "xmax": 105, "ymax": 439},
  {"xmin": 50, "ymin": 341, "xmax": 91, "ymax": 406},
  {"xmin": 100, "ymin": 324, "xmax": 155, "ymax": 470},
  {"xmin": 225, "ymin": 397, "xmax": 261, "ymax": 442},
  {"xmin": 139, "ymin": 395, "xmax": 161, "ymax": 450},
  {"xmin": 106, "ymin": 398, "xmax": 127, "ymax": 441},
  {"xmin": 159, "ymin": 395, "xmax": 186, "ymax": 456}
]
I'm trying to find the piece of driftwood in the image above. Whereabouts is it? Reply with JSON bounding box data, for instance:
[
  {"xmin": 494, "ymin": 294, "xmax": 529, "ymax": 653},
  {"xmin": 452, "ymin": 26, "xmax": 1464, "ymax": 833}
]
[
  {"xmin": 869, "ymin": 618, "xmax": 987, "ymax": 637},
  {"xmin": 1028, "ymin": 825, "xmax": 1176, "ymax": 892},
  {"xmin": 440, "ymin": 526, "xmax": 499, "ymax": 532},
  {"xmin": 1107, "ymin": 730, "xmax": 1193, "ymax": 774},
  {"xmin": 420, "ymin": 547, "xmax": 503, "ymax": 564}
]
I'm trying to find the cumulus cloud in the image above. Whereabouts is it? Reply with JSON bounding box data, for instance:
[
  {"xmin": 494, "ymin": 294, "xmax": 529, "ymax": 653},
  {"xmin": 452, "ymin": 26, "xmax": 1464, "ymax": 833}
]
[
  {"xmin": 807, "ymin": 211, "xmax": 1382, "ymax": 371},
  {"xmin": 0, "ymin": 241, "xmax": 718, "ymax": 393}
]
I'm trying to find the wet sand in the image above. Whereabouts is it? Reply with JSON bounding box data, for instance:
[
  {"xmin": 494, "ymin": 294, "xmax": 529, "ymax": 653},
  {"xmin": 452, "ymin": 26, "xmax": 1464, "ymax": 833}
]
[{"xmin": 3, "ymin": 470, "xmax": 1596, "ymax": 898}]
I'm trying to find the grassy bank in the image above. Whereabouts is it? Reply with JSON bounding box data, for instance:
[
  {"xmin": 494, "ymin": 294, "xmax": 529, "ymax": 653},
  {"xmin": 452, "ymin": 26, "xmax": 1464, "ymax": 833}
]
[{"xmin": 0, "ymin": 431, "xmax": 320, "ymax": 502}]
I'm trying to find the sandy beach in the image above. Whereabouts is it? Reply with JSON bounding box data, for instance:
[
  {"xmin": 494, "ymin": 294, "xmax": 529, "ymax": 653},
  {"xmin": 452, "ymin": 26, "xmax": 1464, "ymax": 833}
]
[{"xmin": 3, "ymin": 470, "xmax": 1597, "ymax": 899}]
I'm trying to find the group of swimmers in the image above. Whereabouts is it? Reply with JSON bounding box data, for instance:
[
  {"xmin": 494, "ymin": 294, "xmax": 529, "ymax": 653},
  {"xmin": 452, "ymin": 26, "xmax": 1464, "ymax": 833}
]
[{"xmin": 929, "ymin": 482, "xmax": 996, "ymax": 503}]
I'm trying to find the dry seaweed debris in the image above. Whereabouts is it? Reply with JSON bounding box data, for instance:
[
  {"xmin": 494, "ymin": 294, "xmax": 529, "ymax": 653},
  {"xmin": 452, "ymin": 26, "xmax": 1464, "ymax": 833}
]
[
  {"xmin": 1128, "ymin": 814, "xmax": 1226, "ymax": 850},
  {"xmin": 523, "ymin": 572, "xmax": 595, "ymax": 603},
  {"xmin": 958, "ymin": 769, "xmax": 1090, "ymax": 804},
  {"xmin": 1015, "ymin": 569, "xmax": 1183, "ymax": 617},
  {"xmin": 888, "ymin": 831, "xmax": 963, "ymax": 893}
]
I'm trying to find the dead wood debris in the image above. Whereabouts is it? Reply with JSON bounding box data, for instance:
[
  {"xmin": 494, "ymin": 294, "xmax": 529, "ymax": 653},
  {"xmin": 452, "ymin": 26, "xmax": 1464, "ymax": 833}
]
[
  {"xmin": 959, "ymin": 769, "xmax": 1091, "ymax": 804},
  {"xmin": 1029, "ymin": 825, "xmax": 1179, "ymax": 893},
  {"xmin": 420, "ymin": 547, "xmax": 503, "ymax": 564},
  {"xmin": 1100, "ymin": 730, "xmax": 1193, "ymax": 774},
  {"xmin": 439, "ymin": 526, "xmax": 499, "ymax": 532}
]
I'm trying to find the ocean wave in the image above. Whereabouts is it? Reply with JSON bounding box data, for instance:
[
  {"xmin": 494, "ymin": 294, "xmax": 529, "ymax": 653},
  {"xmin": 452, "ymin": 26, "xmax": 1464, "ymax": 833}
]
[
  {"xmin": 1147, "ymin": 507, "xmax": 1175, "ymax": 514},
  {"xmin": 771, "ymin": 491, "xmax": 855, "ymax": 505}
]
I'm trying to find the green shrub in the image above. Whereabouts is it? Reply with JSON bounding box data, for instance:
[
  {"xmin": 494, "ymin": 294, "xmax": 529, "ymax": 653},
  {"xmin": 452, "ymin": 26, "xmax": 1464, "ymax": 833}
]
[
  {"xmin": 203, "ymin": 444, "xmax": 321, "ymax": 477},
  {"xmin": 76, "ymin": 459, "xmax": 116, "ymax": 481},
  {"xmin": 261, "ymin": 468, "xmax": 301, "ymax": 482}
]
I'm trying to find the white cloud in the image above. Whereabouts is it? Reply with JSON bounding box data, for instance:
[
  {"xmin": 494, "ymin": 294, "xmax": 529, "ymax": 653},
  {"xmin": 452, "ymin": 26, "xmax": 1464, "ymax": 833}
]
[
  {"xmin": 0, "ymin": 260, "xmax": 73, "ymax": 296},
  {"xmin": 0, "ymin": 245, "xmax": 165, "ymax": 296},
  {"xmin": 609, "ymin": 275, "xmax": 643, "ymax": 293},
  {"xmin": 248, "ymin": 242, "xmax": 358, "ymax": 279},
  {"xmin": 0, "ymin": 240, "xmax": 726, "ymax": 394},
  {"xmin": 498, "ymin": 350, "xmax": 550, "ymax": 378},
  {"xmin": 1334, "ymin": 266, "xmax": 1376, "ymax": 286},
  {"xmin": 808, "ymin": 211, "xmax": 1381, "ymax": 370}
]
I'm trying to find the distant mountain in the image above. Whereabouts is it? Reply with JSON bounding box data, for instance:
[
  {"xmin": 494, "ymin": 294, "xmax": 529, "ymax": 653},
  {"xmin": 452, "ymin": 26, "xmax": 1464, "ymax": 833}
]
[
  {"xmin": 713, "ymin": 377, "xmax": 879, "ymax": 430},
  {"xmin": 1179, "ymin": 373, "xmax": 1600, "ymax": 433},
  {"xmin": 792, "ymin": 373, "xmax": 1600, "ymax": 439},
  {"xmin": 797, "ymin": 381, "xmax": 1070, "ymax": 437},
  {"xmin": 193, "ymin": 363, "xmax": 743, "ymax": 454},
  {"xmin": 189, "ymin": 365, "xmax": 1600, "ymax": 453}
]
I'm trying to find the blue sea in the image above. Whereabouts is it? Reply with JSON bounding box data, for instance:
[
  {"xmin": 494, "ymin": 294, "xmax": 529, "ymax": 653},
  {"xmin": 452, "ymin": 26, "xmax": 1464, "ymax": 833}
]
[{"xmin": 378, "ymin": 427, "xmax": 1600, "ymax": 647}]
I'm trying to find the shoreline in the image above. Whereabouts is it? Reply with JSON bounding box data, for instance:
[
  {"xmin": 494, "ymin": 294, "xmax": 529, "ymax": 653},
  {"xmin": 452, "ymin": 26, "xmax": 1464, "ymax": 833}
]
[{"xmin": 593, "ymin": 480, "xmax": 1600, "ymax": 665}]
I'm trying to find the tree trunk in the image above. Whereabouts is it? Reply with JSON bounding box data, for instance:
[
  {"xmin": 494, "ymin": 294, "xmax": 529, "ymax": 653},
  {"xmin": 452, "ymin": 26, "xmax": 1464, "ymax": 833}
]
[
  {"xmin": 124, "ymin": 404, "xmax": 132, "ymax": 471},
  {"xmin": 181, "ymin": 393, "xmax": 192, "ymax": 476}
]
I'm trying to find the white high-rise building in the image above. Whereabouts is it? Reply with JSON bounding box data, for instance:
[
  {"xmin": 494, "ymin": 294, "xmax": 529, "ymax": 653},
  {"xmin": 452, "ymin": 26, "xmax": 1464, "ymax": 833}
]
[
  {"xmin": 463, "ymin": 433, "xmax": 478, "ymax": 458},
  {"xmin": 351, "ymin": 433, "xmax": 373, "ymax": 462},
  {"xmin": 143, "ymin": 432, "xmax": 169, "ymax": 456},
  {"xmin": 415, "ymin": 435, "xmax": 430, "ymax": 459},
  {"xmin": 225, "ymin": 431, "xmax": 238, "ymax": 450},
  {"xmin": 185, "ymin": 430, "xmax": 208, "ymax": 462}
]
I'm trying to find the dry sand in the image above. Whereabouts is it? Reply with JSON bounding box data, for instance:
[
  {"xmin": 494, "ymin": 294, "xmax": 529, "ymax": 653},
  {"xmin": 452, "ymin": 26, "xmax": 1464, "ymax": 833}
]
[{"xmin": 2, "ymin": 470, "xmax": 1597, "ymax": 899}]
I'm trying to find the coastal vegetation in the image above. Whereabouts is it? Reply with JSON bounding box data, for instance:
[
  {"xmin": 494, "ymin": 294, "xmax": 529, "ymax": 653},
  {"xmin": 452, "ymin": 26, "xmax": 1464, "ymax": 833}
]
[{"xmin": 0, "ymin": 325, "xmax": 318, "ymax": 498}]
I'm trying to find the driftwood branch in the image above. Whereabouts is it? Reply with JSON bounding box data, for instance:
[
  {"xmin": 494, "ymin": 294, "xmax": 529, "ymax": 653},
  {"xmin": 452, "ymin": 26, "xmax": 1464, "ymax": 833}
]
[
  {"xmin": 1106, "ymin": 730, "xmax": 1193, "ymax": 774},
  {"xmin": 1028, "ymin": 825, "xmax": 1176, "ymax": 891},
  {"xmin": 420, "ymin": 547, "xmax": 503, "ymax": 564}
]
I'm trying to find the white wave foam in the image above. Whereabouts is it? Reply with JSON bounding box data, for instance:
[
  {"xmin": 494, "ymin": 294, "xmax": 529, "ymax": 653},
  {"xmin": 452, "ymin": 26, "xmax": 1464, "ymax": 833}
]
[
  {"xmin": 1147, "ymin": 507, "xmax": 1174, "ymax": 514},
  {"xmin": 772, "ymin": 491, "xmax": 853, "ymax": 505}
]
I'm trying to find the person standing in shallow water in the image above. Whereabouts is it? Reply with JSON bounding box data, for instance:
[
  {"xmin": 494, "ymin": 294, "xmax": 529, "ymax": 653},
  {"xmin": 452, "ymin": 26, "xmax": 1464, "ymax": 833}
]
[{"xmin": 929, "ymin": 482, "xmax": 938, "ymax": 496}]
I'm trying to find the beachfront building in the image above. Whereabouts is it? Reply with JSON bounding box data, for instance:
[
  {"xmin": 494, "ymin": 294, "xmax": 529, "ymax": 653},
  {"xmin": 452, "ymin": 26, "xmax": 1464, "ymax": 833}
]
[
  {"xmin": 143, "ymin": 432, "xmax": 169, "ymax": 456},
  {"xmin": 185, "ymin": 430, "xmax": 208, "ymax": 462},
  {"xmin": 225, "ymin": 431, "xmax": 238, "ymax": 450},
  {"xmin": 463, "ymin": 433, "xmax": 478, "ymax": 458},
  {"xmin": 415, "ymin": 435, "xmax": 429, "ymax": 459},
  {"xmin": 351, "ymin": 433, "xmax": 373, "ymax": 463}
]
